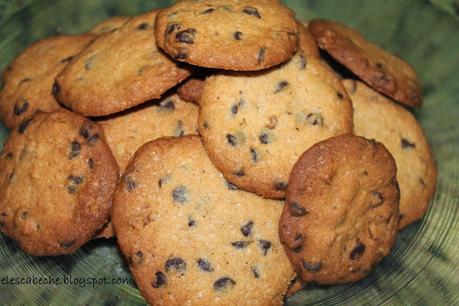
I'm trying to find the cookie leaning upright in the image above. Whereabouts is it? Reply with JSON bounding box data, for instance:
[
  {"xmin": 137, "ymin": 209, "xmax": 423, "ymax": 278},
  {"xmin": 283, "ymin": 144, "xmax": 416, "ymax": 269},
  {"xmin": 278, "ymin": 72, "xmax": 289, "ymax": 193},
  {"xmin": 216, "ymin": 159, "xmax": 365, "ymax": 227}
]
[
  {"xmin": 279, "ymin": 134, "xmax": 399, "ymax": 284},
  {"xmin": 343, "ymin": 80, "xmax": 437, "ymax": 229},
  {"xmin": 155, "ymin": 0, "xmax": 298, "ymax": 71},
  {"xmin": 55, "ymin": 10, "xmax": 192, "ymax": 117},
  {"xmin": 112, "ymin": 136, "xmax": 294, "ymax": 306},
  {"xmin": 0, "ymin": 34, "xmax": 95, "ymax": 128},
  {"xmin": 309, "ymin": 19, "xmax": 422, "ymax": 108},
  {"xmin": 199, "ymin": 23, "xmax": 353, "ymax": 199},
  {"xmin": 0, "ymin": 110, "xmax": 118, "ymax": 256}
]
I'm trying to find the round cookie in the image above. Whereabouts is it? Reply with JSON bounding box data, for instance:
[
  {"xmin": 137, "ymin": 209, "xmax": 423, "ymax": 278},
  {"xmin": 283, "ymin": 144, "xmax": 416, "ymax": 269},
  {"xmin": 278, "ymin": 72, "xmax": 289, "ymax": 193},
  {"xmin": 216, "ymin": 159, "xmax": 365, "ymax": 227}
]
[
  {"xmin": 176, "ymin": 74, "xmax": 207, "ymax": 105},
  {"xmin": 199, "ymin": 24, "xmax": 353, "ymax": 199},
  {"xmin": 279, "ymin": 134, "xmax": 400, "ymax": 285},
  {"xmin": 99, "ymin": 93, "xmax": 199, "ymax": 172},
  {"xmin": 0, "ymin": 34, "xmax": 95, "ymax": 128},
  {"xmin": 343, "ymin": 79, "xmax": 437, "ymax": 229},
  {"xmin": 0, "ymin": 110, "xmax": 118, "ymax": 256},
  {"xmin": 155, "ymin": 0, "xmax": 298, "ymax": 71},
  {"xmin": 55, "ymin": 10, "xmax": 192, "ymax": 117},
  {"xmin": 112, "ymin": 135, "xmax": 294, "ymax": 306},
  {"xmin": 309, "ymin": 19, "xmax": 422, "ymax": 108},
  {"xmin": 89, "ymin": 16, "xmax": 130, "ymax": 34}
]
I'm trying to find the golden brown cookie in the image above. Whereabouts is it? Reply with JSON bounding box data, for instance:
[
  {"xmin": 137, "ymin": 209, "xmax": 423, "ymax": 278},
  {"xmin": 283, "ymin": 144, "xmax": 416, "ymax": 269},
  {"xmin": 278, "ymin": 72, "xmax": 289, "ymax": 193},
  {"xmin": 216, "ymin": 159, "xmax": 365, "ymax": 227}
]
[
  {"xmin": 55, "ymin": 10, "xmax": 192, "ymax": 117},
  {"xmin": 112, "ymin": 135, "xmax": 294, "ymax": 306},
  {"xmin": 199, "ymin": 24, "xmax": 353, "ymax": 199},
  {"xmin": 0, "ymin": 110, "xmax": 118, "ymax": 256},
  {"xmin": 155, "ymin": 0, "xmax": 298, "ymax": 71},
  {"xmin": 279, "ymin": 134, "xmax": 400, "ymax": 284},
  {"xmin": 176, "ymin": 74, "xmax": 207, "ymax": 105},
  {"xmin": 89, "ymin": 16, "xmax": 130, "ymax": 34},
  {"xmin": 0, "ymin": 34, "xmax": 95, "ymax": 128},
  {"xmin": 343, "ymin": 79, "xmax": 437, "ymax": 229},
  {"xmin": 99, "ymin": 93, "xmax": 199, "ymax": 172},
  {"xmin": 309, "ymin": 19, "xmax": 422, "ymax": 108}
]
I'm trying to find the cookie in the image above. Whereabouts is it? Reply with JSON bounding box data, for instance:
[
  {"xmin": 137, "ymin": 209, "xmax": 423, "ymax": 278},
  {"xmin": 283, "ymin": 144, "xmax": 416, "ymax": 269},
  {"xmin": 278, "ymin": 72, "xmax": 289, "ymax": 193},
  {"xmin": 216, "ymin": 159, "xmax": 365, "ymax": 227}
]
[
  {"xmin": 55, "ymin": 10, "xmax": 192, "ymax": 117},
  {"xmin": 155, "ymin": 0, "xmax": 298, "ymax": 71},
  {"xmin": 89, "ymin": 16, "xmax": 130, "ymax": 34},
  {"xmin": 0, "ymin": 109, "xmax": 118, "ymax": 256},
  {"xmin": 0, "ymin": 34, "xmax": 95, "ymax": 128},
  {"xmin": 343, "ymin": 79, "xmax": 437, "ymax": 229},
  {"xmin": 279, "ymin": 134, "xmax": 400, "ymax": 284},
  {"xmin": 112, "ymin": 135, "xmax": 294, "ymax": 305},
  {"xmin": 199, "ymin": 24, "xmax": 353, "ymax": 199},
  {"xmin": 176, "ymin": 72, "xmax": 207, "ymax": 104},
  {"xmin": 99, "ymin": 93, "xmax": 199, "ymax": 172},
  {"xmin": 309, "ymin": 19, "xmax": 422, "ymax": 108}
]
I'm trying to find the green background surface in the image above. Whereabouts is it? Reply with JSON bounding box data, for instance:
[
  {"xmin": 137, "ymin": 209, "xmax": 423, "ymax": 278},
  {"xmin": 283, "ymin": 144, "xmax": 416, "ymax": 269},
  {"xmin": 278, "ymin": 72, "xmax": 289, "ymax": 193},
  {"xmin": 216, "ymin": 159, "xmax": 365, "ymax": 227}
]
[{"xmin": 0, "ymin": 0, "xmax": 458, "ymax": 305}]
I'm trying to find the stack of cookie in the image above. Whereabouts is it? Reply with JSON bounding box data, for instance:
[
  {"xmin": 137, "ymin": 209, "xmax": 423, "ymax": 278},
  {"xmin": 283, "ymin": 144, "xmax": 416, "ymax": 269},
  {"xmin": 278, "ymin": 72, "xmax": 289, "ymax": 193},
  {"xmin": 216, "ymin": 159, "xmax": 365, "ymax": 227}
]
[{"xmin": 0, "ymin": 1, "xmax": 437, "ymax": 305}]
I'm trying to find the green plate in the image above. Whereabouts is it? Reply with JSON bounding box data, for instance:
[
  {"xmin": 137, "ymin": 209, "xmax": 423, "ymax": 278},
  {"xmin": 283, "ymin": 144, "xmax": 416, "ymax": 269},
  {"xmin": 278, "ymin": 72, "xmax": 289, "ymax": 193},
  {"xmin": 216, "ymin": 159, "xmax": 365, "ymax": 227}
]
[{"xmin": 0, "ymin": 0, "xmax": 458, "ymax": 305}]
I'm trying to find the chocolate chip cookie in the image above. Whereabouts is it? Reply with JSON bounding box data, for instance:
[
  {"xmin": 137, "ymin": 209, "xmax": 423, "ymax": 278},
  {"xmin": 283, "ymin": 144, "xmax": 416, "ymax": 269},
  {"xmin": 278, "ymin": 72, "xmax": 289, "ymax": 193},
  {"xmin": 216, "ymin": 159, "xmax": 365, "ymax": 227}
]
[
  {"xmin": 343, "ymin": 79, "xmax": 437, "ymax": 229},
  {"xmin": 279, "ymin": 134, "xmax": 400, "ymax": 284},
  {"xmin": 199, "ymin": 23, "xmax": 353, "ymax": 199},
  {"xmin": 155, "ymin": 0, "xmax": 298, "ymax": 71},
  {"xmin": 55, "ymin": 10, "xmax": 192, "ymax": 116},
  {"xmin": 0, "ymin": 34, "xmax": 95, "ymax": 128},
  {"xmin": 309, "ymin": 19, "xmax": 422, "ymax": 108},
  {"xmin": 112, "ymin": 135, "xmax": 294, "ymax": 305},
  {"xmin": 89, "ymin": 16, "xmax": 130, "ymax": 34},
  {"xmin": 0, "ymin": 109, "xmax": 118, "ymax": 255}
]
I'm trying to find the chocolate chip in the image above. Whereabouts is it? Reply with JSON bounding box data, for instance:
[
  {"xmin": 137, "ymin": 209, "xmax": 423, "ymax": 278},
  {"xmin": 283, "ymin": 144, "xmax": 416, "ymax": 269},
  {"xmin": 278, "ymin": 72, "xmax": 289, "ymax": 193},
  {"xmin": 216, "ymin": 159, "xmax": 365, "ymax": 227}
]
[
  {"xmin": 401, "ymin": 138, "xmax": 416, "ymax": 149},
  {"xmin": 84, "ymin": 56, "xmax": 95, "ymax": 70},
  {"xmin": 87, "ymin": 134, "xmax": 100, "ymax": 146},
  {"xmin": 289, "ymin": 202, "xmax": 309, "ymax": 217},
  {"xmin": 60, "ymin": 56, "xmax": 74, "ymax": 63},
  {"xmin": 231, "ymin": 104, "xmax": 239, "ymax": 115},
  {"xmin": 302, "ymin": 261, "xmax": 321, "ymax": 272},
  {"xmin": 20, "ymin": 211, "xmax": 28, "ymax": 219},
  {"xmin": 242, "ymin": 7, "xmax": 261, "ymax": 18},
  {"xmin": 152, "ymin": 271, "xmax": 166, "ymax": 288},
  {"xmin": 202, "ymin": 8, "xmax": 215, "ymax": 14},
  {"xmin": 251, "ymin": 266, "xmax": 260, "ymax": 278},
  {"xmin": 88, "ymin": 159, "xmax": 94, "ymax": 169},
  {"xmin": 165, "ymin": 257, "xmax": 186, "ymax": 272},
  {"xmin": 197, "ymin": 258, "xmax": 214, "ymax": 272},
  {"xmin": 125, "ymin": 176, "xmax": 137, "ymax": 192},
  {"xmin": 159, "ymin": 99, "xmax": 175, "ymax": 111},
  {"xmin": 376, "ymin": 62, "xmax": 384, "ymax": 69},
  {"xmin": 158, "ymin": 175, "xmax": 171, "ymax": 188},
  {"xmin": 226, "ymin": 134, "xmax": 237, "ymax": 146},
  {"xmin": 14, "ymin": 100, "xmax": 29, "ymax": 116},
  {"xmin": 68, "ymin": 175, "xmax": 83, "ymax": 185},
  {"xmin": 234, "ymin": 31, "xmax": 243, "ymax": 40},
  {"xmin": 249, "ymin": 148, "xmax": 258, "ymax": 162},
  {"xmin": 274, "ymin": 181, "xmax": 287, "ymax": 191},
  {"xmin": 231, "ymin": 241, "xmax": 252, "ymax": 249},
  {"xmin": 350, "ymin": 243, "xmax": 366, "ymax": 260},
  {"xmin": 258, "ymin": 240, "xmax": 271, "ymax": 256},
  {"xmin": 176, "ymin": 29, "xmax": 196, "ymax": 44},
  {"xmin": 259, "ymin": 133, "xmax": 270, "ymax": 144},
  {"xmin": 257, "ymin": 48, "xmax": 266, "ymax": 64},
  {"xmin": 226, "ymin": 181, "xmax": 238, "ymax": 190},
  {"xmin": 306, "ymin": 113, "xmax": 324, "ymax": 126},
  {"xmin": 5, "ymin": 152, "xmax": 13, "ymax": 160},
  {"xmin": 136, "ymin": 22, "xmax": 149, "ymax": 30},
  {"xmin": 274, "ymin": 81, "xmax": 289, "ymax": 94},
  {"xmin": 203, "ymin": 121, "xmax": 209, "ymax": 129},
  {"xmin": 336, "ymin": 91, "xmax": 344, "ymax": 100},
  {"xmin": 52, "ymin": 82, "xmax": 60, "ymax": 95},
  {"xmin": 240, "ymin": 221, "xmax": 253, "ymax": 237},
  {"xmin": 17, "ymin": 117, "xmax": 33, "ymax": 134},
  {"xmin": 214, "ymin": 277, "xmax": 236, "ymax": 291},
  {"xmin": 298, "ymin": 54, "xmax": 307, "ymax": 69},
  {"xmin": 369, "ymin": 191, "xmax": 384, "ymax": 208},
  {"xmin": 188, "ymin": 217, "xmax": 196, "ymax": 227},
  {"xmin": 166, "ymin": 23, "xmax": 181, "ymax": 35},
  {"xmin": 234, "ymin": 169, "xmax": 245, "ymax": 177},
  {"xmin": 172, "ymin": 185, "xmax": 189, "ymax": 203},
  {"xmin": 59, "ymin": 240, "xmax": 75, "ymax": 249},
  {"xmin": 291, "ymin": 233, "xmax": 304, "ymax": 253},
  {"xmin": 69, "ymin": 141, "xmax": 81, "ymax": 160},
  {"xmin": 293, "ymin": 245, "xmax": 304, "ymax": 253},
  {"xmin": 175, "ymin": 52, "xmax": 188, "ymax": 60},
  {"xmin": 129, "ymin": 250, "xmax": 143, "ymax": 265}
]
